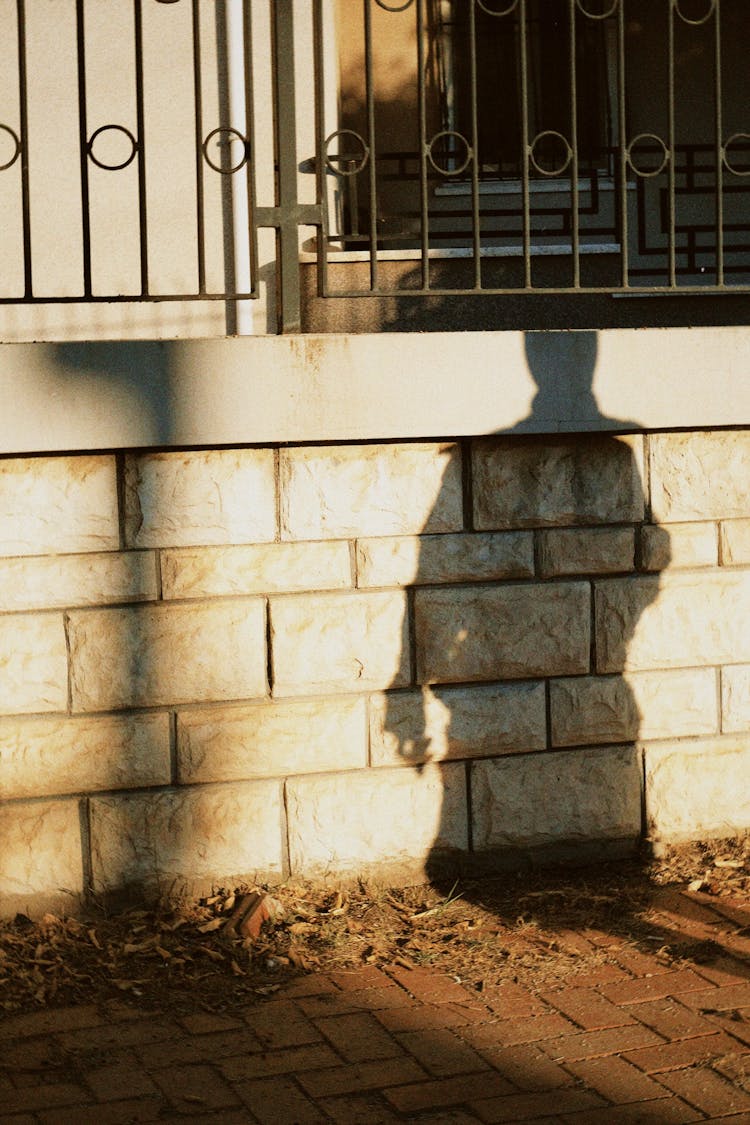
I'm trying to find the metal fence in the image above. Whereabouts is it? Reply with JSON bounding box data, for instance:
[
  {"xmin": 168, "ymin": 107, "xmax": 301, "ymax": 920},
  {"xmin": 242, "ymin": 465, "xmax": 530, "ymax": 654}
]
[
  {"xmin": 0, "ymin": 0, "xmax": 748, "ymax": 333},
  {"xmin": 0, "ymin": 0, "xmax": 278, "ymax": 325},
  {"xmin": 319, "ymin": 0, "xmax": 750, "ymax": 299}
]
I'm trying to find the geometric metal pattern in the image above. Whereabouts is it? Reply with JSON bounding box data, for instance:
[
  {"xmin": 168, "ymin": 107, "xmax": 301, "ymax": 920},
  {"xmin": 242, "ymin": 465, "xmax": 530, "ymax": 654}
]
[
  {"xmin": 1, "ymin": 0, "xmax": 749, "ymax": 323},
  {"xmin": 319, "ymin": 0, "xmax": 750, "ymax": 296}
]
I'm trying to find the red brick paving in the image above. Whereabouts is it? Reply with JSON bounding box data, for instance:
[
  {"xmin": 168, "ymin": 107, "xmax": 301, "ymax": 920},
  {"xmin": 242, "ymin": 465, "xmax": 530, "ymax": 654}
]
[
  {"xmin": 1, "ymin": 889, "xmax": 749, "ymax": 1122},
  {"xmin": 536, "ymin": 987, "xmax": 636, "ymax": 1030},
  {"xmin": 622, "ymin": 1032, "xmax": 745, "ymax": 1075}
]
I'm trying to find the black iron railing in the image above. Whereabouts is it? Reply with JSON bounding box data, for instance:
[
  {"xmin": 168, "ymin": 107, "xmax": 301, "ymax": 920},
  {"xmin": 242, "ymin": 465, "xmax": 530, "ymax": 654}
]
[
  {"xmin": 3, "ymin": 0, "xmax": 264, "ymax": 305},
  {"xmin": 0, "ymin": 0, "xmax": 749, "ymax": 333},
  {"xmin": 319, "ymin": 0, "xmax": 750, "ymax": 298}
]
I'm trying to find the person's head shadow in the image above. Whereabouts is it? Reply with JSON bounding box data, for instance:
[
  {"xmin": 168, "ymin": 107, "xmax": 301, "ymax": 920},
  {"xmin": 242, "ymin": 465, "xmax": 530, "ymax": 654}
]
[
  {"xmin": 520, "ymin": 329, "xmax": 640, "ymax": 434},
  {"xmin": 523, "ymin": 329, "xmax": 601, "ymax": 427}
]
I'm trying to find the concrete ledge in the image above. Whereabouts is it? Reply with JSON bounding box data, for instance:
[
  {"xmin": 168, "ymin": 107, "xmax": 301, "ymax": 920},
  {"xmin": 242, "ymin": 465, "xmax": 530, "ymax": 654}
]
[{"xmin": 2, "ymin": 326, "xmax": 750, "ymax": 452}]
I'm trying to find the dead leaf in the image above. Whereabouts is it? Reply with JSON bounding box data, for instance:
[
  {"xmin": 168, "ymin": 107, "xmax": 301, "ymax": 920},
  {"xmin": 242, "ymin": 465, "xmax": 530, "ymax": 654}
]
[
  {"xmin": 287, "ymin": 945, "xmax": 313, "ymax": 969},
  {"xmin": 197, "ymin": 918, "xmax": 224, "ymax": 934},
  {"xmin": 289, "ymin": 921, "xmax": 316, "ymax": 935},
  {"xmin": 197, "ymin": 945, "xmax": 224, "ymax": 963}
]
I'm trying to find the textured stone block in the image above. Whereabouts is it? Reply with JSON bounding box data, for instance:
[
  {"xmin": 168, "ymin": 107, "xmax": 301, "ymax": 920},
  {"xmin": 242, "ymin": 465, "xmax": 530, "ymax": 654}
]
[
  {"xmin": 162, "ymin": 541, "xmax": 351, "ymax": 600},
  {"xmin": 356, "ymin": 531, "xmax": 533, "ymax": 588},
  {"xmin": 538, "ymin": 527, "xmax": 634, "ymax": 578},
  {"xmin": 415, "ymin": 582, "xmax": 590, "ymax": 684},
  {"xmin": 280, "ymin": 443, "xmax": 462, "ymax": 540},
  {"xmin": 720, "ymin": 520, "xmax": 750, "ymax": 566},
  {"xmin": 124, "ymin": 450, "xmax": 276, "ymax": 548},
  {"xmin": 370, "ymin": 682, "xmax": 546, "ymax": 767},
  {"xmin": 0, "ymin": 551, "xmax": 157, "ymax": 612},
  {"xmin": 641, "ymin": 522, "xmax": 717, "ymax": 572},
  {"xmin": 0, "ymin": 713, "xmax": 170, "ymax": 799},
  {"xmin": 721, "ymin": 666, "xmax": 750, "ymax": 733},
  {"xmin": 645, "ymin": 737, "xmax": 750, "ymax": 841},
  {"xmin": 472, "ymin": 436, "xmax": 644, "ymax": 530},
  {"xmin": 0, "ymin": 800, "xmax": 83, "ymax": 916},
  {"xmin": 651, "ymin": 432, "xmax": 750, "ymax": 522},
  {"xmin": 0, "ymin": 614, "xmax": 68, "ymax": 715},
  {"xmin": 471, "ymin": 747, "xmax": 642, "ymax": 851},
  {"xmin": 551, "ymin": 669, "xmax": 718, "ymax": 747},
  {"xmin": 286, "ymin": 764, "xmax": 468, "ymax": 875},
  {"xmin": 177, "ymin": 697, "xmax": 366, "ymax": 783},
  {"xmin": 596, "ymin": 572, "xmax": 750, "ymax": 673},
  {"xmin": 270, "ymin": 591, "xmax": 408, "ymax": 696},
  {"xmin": 0, "ymin": 455, "xmax": 118, "ymax": 558},
  {"xmin": 69, "ymin": 600, "xmax": 266, "ymax": 711},
  {"xmin": 89, "ymin": 781, "xmax": 284, "ymax": 894}
]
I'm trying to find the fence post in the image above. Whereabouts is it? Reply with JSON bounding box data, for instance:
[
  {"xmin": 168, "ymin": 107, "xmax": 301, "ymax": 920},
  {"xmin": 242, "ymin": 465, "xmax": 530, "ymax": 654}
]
[{"xmin": 253, "ymin": 0, "xmax": 323, "ymax": 333}]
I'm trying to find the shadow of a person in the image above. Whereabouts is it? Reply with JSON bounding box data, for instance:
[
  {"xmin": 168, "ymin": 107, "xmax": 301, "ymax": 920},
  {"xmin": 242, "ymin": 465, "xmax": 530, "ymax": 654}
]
[{"xmin": 382, "ymin": 329, "xmax": 670, "ymax": 891}]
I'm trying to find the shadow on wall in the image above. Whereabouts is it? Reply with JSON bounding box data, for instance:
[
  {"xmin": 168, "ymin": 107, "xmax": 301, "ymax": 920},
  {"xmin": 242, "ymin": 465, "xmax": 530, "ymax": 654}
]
[
  {"xmin": 33, "ymin": 330, "xmax": 668, "ymax": 914},
  {"xmin": 47, "ymin": 340, "xmax": 177, "ymax": 908},
  {"xmin": 382, "ymin": 328, "xmax": 670, "ymax": 890}
]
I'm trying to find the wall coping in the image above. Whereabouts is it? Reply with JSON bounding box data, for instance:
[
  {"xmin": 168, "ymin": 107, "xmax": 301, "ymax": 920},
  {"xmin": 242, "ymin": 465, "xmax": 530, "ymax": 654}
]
[{"xmin": 1, "ymin": 326, "xmax": 749, "ymax": 453}]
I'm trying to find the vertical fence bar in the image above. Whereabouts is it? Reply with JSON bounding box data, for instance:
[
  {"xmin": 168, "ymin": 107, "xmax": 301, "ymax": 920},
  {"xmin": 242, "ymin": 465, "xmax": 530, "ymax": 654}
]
[
  {"xmin": 468, "ymin": 0, "xmax": 481, "ymax": 289},
  {"xmin": 16, "ymin": 0, "xmax": 32, "ymax": 297},
  {"xmin": 75, "ymin": 0, "xmax": 92, "ymax": 296},
  {"xmin": 364, "ymin": 0, "xmax": 378, "ymax": 290},
  {"xmin": 271, "ymin": 0, "xmax": 301, "ymax": 331},
  {"xmin": 714, "ymin": 0, "xmax": 724, "ymax": 286},
  {"xmin": 133, "ymin": 0, "xmax": 149, "ymax": 295},
  {"xmin": 617, "ymin": 0, "xmax": 628, "ymax": 286},
  {"xmin": 569, "ymin": 0, "xmax": 580, "ymax": 287},
  {"xmin": 242, "ymin": 0, "xmax": 259, "ymax": 296},
  {"xmin": 215, "ymin": 1, "xmax": 238, "ymax": 332},
  {"xmin": 667, "ymin": 0, "xmax": 677, "ymax": 286},
  {"xmin": 519, "ymin": 0, "xmax": 531, "ymax": 287},
  {"xmin": 416, "ymin": 0, "xmax": 429, "ymax": 289},
  {"xmin": 313, "ymin": 0, "xmax": 329, "ymax": 297},
  {"xmin": 191, "ymin": 0, "xmax": 206, "ymax": 295},
  {"xmin": 226, "ymin": 0, "xmax": 254, "ymax": 331}
]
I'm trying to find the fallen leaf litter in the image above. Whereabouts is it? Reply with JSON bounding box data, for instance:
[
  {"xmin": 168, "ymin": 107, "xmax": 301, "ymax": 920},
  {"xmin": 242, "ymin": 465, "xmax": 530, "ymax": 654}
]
[{"xmin": 0, "ymin": 837, "xmax": 747, "ymax": 1016}]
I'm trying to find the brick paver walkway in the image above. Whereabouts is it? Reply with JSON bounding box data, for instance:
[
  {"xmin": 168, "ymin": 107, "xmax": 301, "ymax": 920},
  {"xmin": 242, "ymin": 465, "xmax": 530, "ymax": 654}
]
[{"xmin": 1, "ymin": 890, "xmax": 749, "ymax": 1123}]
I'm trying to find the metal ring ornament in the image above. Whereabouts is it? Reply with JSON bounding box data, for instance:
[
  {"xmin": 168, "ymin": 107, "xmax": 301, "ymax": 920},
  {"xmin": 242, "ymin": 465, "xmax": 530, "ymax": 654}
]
[
  {"xmin": 374, "ymin": 0, "xmax": 415, "ymax": 11},
  {"xmin": 475, "ymin": 0, "xmax": 519, "ymax": 17},
  {"xmin": 672, "ymin": 0, "xmax": 716, "ymax": 26},
  {"xmin": 426, "ymin": 130, "xmax": 473, "ymax": 176},
  {"xmin": 575, "ymin": 0, "xmax": 620, "ymax": 19},
  {"xmin": 324, "ymin": 130, "xmax": 370, "ymax": 176},
  {"xmin": 87, "ymin": 125, "xmax": 138, "ymax": 171},
  {"xmin": 0, "ymin": 124, "xmax": 21, "ymax": 171},
  {"xmin": 202, "ymin": 127, "xmax": 250, "ymax": 174},
  {"xmin": 626, "ymin": 133, "xmax": 670, "ymax": 177},
  {"xmin": 528, "ymin": 130, "xmax": 573, "ymax": 177},
  {"xmin": 722, "ymin": 133, "xmax": 750, "ymax": 177}
]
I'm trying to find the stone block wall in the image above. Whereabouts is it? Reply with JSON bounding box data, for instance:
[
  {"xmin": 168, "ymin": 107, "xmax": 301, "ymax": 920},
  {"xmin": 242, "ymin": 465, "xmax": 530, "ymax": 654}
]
[{"xmin": 1, "ymin": 434, "xmax": 750, "ymax": 914}]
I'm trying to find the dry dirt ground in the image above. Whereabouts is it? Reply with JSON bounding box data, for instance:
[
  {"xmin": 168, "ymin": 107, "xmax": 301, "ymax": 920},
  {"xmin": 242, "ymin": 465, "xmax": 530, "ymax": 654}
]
[{"xmin": 2, "ymin": 838, "xmax": 749, "ymax": 1020}]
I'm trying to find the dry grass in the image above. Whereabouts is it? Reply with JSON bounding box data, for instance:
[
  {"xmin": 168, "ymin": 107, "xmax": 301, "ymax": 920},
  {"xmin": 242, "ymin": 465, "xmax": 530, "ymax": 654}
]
[{"xmin": 1, "ymin": 837, "xmax": 748, "ymax": 1016}]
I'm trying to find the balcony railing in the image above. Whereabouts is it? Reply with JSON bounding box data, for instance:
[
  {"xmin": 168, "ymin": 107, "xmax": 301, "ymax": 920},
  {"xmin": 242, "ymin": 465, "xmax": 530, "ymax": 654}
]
[{"xmin": 0, "ymin": 0, "xmax": 749, "ymax": 335}]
